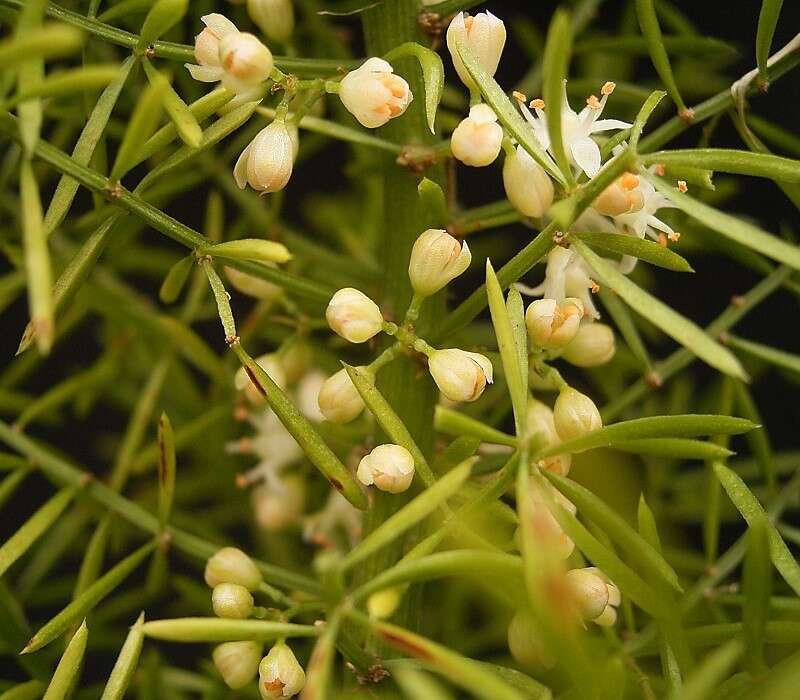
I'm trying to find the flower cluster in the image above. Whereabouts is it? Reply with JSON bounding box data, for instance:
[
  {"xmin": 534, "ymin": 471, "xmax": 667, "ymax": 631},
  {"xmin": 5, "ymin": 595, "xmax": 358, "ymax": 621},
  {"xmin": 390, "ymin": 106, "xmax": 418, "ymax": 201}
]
[{"xmin": 205, "ymin": 548, "xmax": 306, "ymax": 697}]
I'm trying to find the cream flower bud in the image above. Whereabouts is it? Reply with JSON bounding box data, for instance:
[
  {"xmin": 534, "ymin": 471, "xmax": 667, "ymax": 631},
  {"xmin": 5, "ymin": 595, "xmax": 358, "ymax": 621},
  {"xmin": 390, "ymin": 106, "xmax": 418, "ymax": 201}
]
[
  {"xmin": 259, "ymin": 642, "xmax": 305, "ymax": 699},
  {"xmin": 318, "ymin": 367, "xmax": 369, "ymax": 424},
  {"xmin": 507, "ymin": 612, "xmax": 555, "ymax": 669},
  {"xmin": 565, "ymin": 567, "xmax": 620, "ymax": 626},
  {"xmin": 446, "ymin": 12, "xmax": 506, "ymax": 90},
  {"xmin": 205, "ymin": 547, "xmax": 263, "ymax": 591},
  {"xmin": 593, "ymin": 173, "xmax": 644, "ymax": 217},
  {"xmin": 527, "ymin": 399, "xmax": 571, "ymax": 476},
  {"xmin": 408, "ymin": 229, "xmax": 472, "ymax": 297},
  {"xmin": 213, "ymin": 640, "xmax": 262, "ymax": 689},
  {"xmin": 562, "ymin": 323, "xmax": 616, "ymax": 367},
  {"xmin": 235, "ymin": 353, "xmax": 286, "ymax": 406},
  {"xmin": 525, "ymin": 297, "xmax": 584, "ymax": 350},
  {"xmin": 339, "ymin": 57, "xmax": 412, "ymax": 129},
  {"xmin": 186, "ymin": 14, "xmax": 237, "ymax": 85},
  {"xmin": 451, "ymin": 104, "xmax": 503, "ymax": 167},
  {"xmin": 225, "ymin": 265, "xmax": 282, "ymax": 300},
  {"xmin": 367, "ymin": 587, "xmax": 402, "ymax": 619},
  {"xmin": 234, "ymin": 121, "xmax": 294, "ymax": 193},
  {"xmin": 428, "ymin": 348, "xmax": 493, "ymax": 403},
  {"xmin": 553, "ymin": 387, "xmax": 602, "ymax": 441},
  {"xmin": 518, "ymin": 479, "xmax": 576, "ymax": 559},
  {"xmin": 247, "ymin": 0, "xmax": 295, "ymax": 44},
  {"xmin": 357, "ymin": 444, "xmax": 415, "ymax": 494},
  {"xmin": 503, "ymin": 145, "xmax": 554, "ymax": 217},
  {"xmin": 326, "ymin": 288, "xmax": 384, "ymax": 343},
  {"xmin": 252, "ymin": 476, "xmax": 305, "ymax": 531},
  {"xmin": 219, "ymin": 31, "xmax": 274, "ymax": 92},
  {"xmin": 212, "ymin": 583, "xmax": 255, "ymax": 619}
]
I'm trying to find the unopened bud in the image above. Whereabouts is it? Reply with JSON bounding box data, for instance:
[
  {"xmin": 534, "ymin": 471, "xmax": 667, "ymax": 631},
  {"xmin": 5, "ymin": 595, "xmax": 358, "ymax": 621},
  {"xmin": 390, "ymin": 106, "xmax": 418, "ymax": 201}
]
[
  {"xmin": 408, "ymin": 229, "xmax": 471, "ymax": 298},
  {"xmin": 553, "ymin": 387, "xmax": 602, "ymax": 441},
  {"xmin": 318, "ymin": 367, "xmax": 369, "ymax": 424},
  {"xmin": 527, "ymin": 399, "xmax": 570, "ymax": 476},
  {"xmin": 205, "ymin": 547, "xmax": 263, "ymax": 591},
  {"xmin": 451, "ymin": 104, "xmax": 503, "ymax": 167},
  {"xmin": 561, "ymin": 323, "xmax": 615, "ymax": 367},
  {"xmin": 252, "ymin": 476, "xmax": 305, "ymax": 531},
  {"xmin": 503, "ymin": 145, "xmax": 554, "ymax": 217},
  {"xmin": 212, "ymin": 583, "xmax": 255, "ymax": 619},
  {"xmin": 259, "ymin": 642, "xmax": 305, "ymax": 699},
  {"xmin": 326, "ymin": 288, "xmax": 384, "ymax": 343},
  {"xmin": 507, "ymin": 612, "xmax": 555, "ymax": 669},
  {"xmin": 367, "ymin": 587, "xmax": 403, "ymax": 619},
  {"xmin": 234, "ymin": 120, "xmax": 294, "ymax": 193},
  {"xmin": 565, "ymin": 567, "xmax": 620, "ymax": 626},
  {"xmin": 525, "ymin": 297, "xmax": 583, "ymax": 349},
  {"xmin": 235, "ymin": 353, "xmax": 286, "ymax": 406},
  {"xmin": 518, "ymin": 479, "xmax": 576, "ymax": 559},
  {"xmin": 218, "ymin": 30, "xmax": 273, "ymax": 93},
  {"xmin": 339, "ymin": 58, "xmax": 412, "ymax": 129},
  {"xmin": 247, "ymin": 0, "xmax": 294, "ymax": 44},
  {"xmin": 357, "ymin": 444, "xmax": 415, "ymax": 494},
  {"xmin": 295, "ymin": 370, "xmax": 327, "ymax": 422},
  {"xmin": 213, "ymin": 640, "xmax": 262, "ymax": 689},
  {"xmin": 428, "ymin": 348, "xmax": 493, "ymax": 403},
  {"xmin": 593, "ymin": 173, "xmax": 644, "ymax": 217},
  {"xmin": 446, "ymin": 12, "xmax": 506, "ymax": 91}
]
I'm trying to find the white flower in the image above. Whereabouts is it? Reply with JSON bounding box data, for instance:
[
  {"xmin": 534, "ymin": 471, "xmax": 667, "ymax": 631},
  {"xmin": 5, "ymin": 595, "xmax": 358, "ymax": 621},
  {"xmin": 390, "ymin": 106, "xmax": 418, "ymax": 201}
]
[
  {"xmin": 213, "ymin": 641, "xmax": 262, "ymax": 689},
  {"xmin": 251, "ymin": 474, "xmax": 305, "ymax": 531},
  {"xmin": 525, "ymin": 297, "xmax": 583, "ymax": 350},
  {"xmin": 446, "ymin": 12, "xmax": 506, "ymax": 91},
  {"xmin": 317, "ymin": 367, "xmax": 369, "ymax": 424},
  {"xmin": 339, "ymin": 58, "xmax": 412, "ymax": 129},
  {"xmin": 248, "ymin": 0, "xmax": 294, "ymax": 44},
  {"xmin": 259, "ymin": 642, "xmax": 305, "ymax": 699},
  {"xmin": 562, "ymin": 323, "xmax": 615, "ymax": 367},
  {"xmin": 451, "ymin": 104, "xmax": 503, "ymax": 167},
  {"xmin": 234, "ymin": 120, "xmax": 294, "ymax": 193},
  {"xmin": 524, "ymin": 246, "xmax": 601, "ymax": 320},
  {"xmin": 428, "ymin": 348, "xmax": 493, "ymax": 403},
  {"xmin": 326, "ymin": 288, "xmax": 384, "ymax": 343},
  {"xmin": 408, "ymin": 229, "xmax": 472, "ymax": 297},
  {"xmin": 519, "ymin": 82, "xmax": 631, "ymax": 178},
  {"xmin": 526, "ymin": 399, "xmax": 571, "ymax": 476},
  {"xmin": 205, "ymin": 547, "xmax": 263, "ymax": 591},
  {"xmin": 502, "ymin": 145, "xmax": 554, "ymax": 217},
  {"xmin": 565, "ymin": 567, "xmax": 620, "ymax": 627},
  {"xmin": 186, "ymin": 14, "xmax": 273, "ymax": 95},
  {"xmin": 229, "ymin": 409, "xmax": 303, "ymax": 488},
  {"xmin": 303, "ymin": 490, "xmax": 363, "ymax": 549},
  {"xmin": 553, "ymin": 387, "xmax": 602, "ymax": 441},
  {"xmin": 357, "ymin": 444, "xmax": 415, "ymax": 494},
  {"xmin": 212, "ymin": 583, "xmax": 255, "ymax": 619}
]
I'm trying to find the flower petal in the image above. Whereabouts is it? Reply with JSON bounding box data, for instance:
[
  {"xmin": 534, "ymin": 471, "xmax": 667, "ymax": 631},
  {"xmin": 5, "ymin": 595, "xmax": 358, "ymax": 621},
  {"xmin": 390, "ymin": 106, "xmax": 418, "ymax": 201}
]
[
  {"xmin": 185, "ymin": 63, "xmax": 223, "ymax": 82},
  {"xmin": 233, "ymin": 144, "xmax": 252, "ymax": 189},
  {"xmin": 590, "ymin": 119, "xmax": 632, "ymax": 133},
  {"xmin": 570, "ymin": 136, "xmax": 601, "ymax": 178}
]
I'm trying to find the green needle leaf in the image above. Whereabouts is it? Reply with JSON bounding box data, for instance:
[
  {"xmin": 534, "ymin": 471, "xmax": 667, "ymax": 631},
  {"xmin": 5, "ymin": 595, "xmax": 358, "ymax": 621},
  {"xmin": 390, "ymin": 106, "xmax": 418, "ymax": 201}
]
[
  {"xmin": 755, "ymin": 0, "xmax": 785, "ymax": 86},
  {"xmin": 100, "ymin": 612, "xmax": 145, "ymax": 700},
  {"xmin": 0, "ymin": 24, "xmax": 84, "ymax": 68},
  {"xmin": 159, "ymin": 254, "xmax": 194, "ymax": 304},
  {"xmin": 572, "ymin": 239, "xmax": 747, "ymax": 380},
  {"xmin": 642, "ymin": 149, "xmax": 800, "ymax": 183},
  {"xmin": 571, "ymin": 231, "xmax": 694, "ymax": 272},
  {"xmin": 383, "ymin": 42, "xmax": 443, "ymax": 134},
  {"xmin": 668, "ymin": 638, "xmax": 744, "ymax": 700},
  {"xmin": 42, "ymin": 620, "xmax": 88, "ymax": 700},
  {"xmin": 157, "ymin": 413, "xmax": 176, "ymax": 531},
  {"xmin": 200, "ymin": 239, "xmax": 292, "ymax": 265},
  {"xmin": 612, "ymin": 438, "xmax": 733, "ymax": 460},
  {"xmin": 140, "ymin": 618, "xmax": 318, "ymax": 642},
  {"xmin": 541, "ymin": 9, "xmax": 574, "ymax": 186},
  {"xmin": 142, "ymin": 59, "xmax": 202, "ymax": 148},
  {"xmin": 742, "ymin": 519, "xmax": 771, "ymax": 673},
  {"xmin": 434, "ymin": 405, "xmax": 517, "ymax": 447},
  {"xmin": 301, "ymin": 609, "xmax": 342, "ymax": 700},
  {"xmin": 724, "ymin": 334, "xmax": 800, "ymax": 378},
  {"xmin": 137, "ymin": 0, "xmax": 188, "ymax": 50}
]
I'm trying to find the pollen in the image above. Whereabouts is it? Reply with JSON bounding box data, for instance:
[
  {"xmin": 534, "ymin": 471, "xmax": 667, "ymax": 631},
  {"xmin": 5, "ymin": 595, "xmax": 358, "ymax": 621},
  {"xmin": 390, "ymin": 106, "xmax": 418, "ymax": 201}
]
[
  {"xmin": 512, "ymin": 90, "xmax": 527, "ymax": 102},
  {"xmin": 654, "ymin": 163, "xmax": 666, "ymax": 176},
  {"xmin": 668, "ymin": 231, "xmax": 681, "ymax": 242},
  {"xmin": 530, "ymin": 98, "xmax": 545, "ymax": 110},
  {"xmin": 677, "ymin": 180, "xmax": 688, "ymax": 193},
  {"xmin": 601, "ymin": 81, "xmax": 616, "ymax": 95},
  {"xmin": 620, "ymin": 173, "xmax": 639, "ymax": 190},
  {"xmin": 590, "ymin": 280, "xmax": 600, "ymax": 294},
  {"xmin": 586, "ymin": 95, "xmax": 600, "ymax": 109}
]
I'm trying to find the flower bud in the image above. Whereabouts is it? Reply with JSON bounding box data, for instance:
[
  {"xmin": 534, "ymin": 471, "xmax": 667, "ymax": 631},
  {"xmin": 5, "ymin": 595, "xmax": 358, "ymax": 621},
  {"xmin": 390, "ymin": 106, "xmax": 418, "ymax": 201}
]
[
  {"xmin": 247, "ymin": 0, "xmax": 294, "ymax": 44},
  {"xmin": 213, "ymin": 640, "xmax": 262, "ymax": 689},
  {"xmin": 357, "ymin": 444, "xmax": 415, "ymax": 494},
  {"xmin": 561, "ymin": 323, "xmax": 616, "ymax": 367},
  {"xmin": 205, "ymin": 547, "xmax": 263, "ymax": 591},
  {"xmin": 252, "ymin": 476, "xmax": 305, "ymax": 531},
  {"xmin": 225, "ymin": 265, "xmax": 282, "ymax": 300},
  {"xmin": 218, "ymin": 31, "xmax": 274, "ymax": 93},
  {"xmin": 234, "ymin": 120, "xmax": 294, "ymax": 193},
  {"xmin": 317, "ymin": 367, "xmax": 369, "ymax": 424},
  {"xmin": 408, "ymin": 229, "xmax": 472, "ymax": 298},
  {"xmin": 212, "ymin": 583, "xmax": 255, "ymax": 619},
  {"xmin": 525, "ymin": 297, "xmax": 583, "ymax": 350},
  {"xmin": 527, "ymin": 399, "xmax": 570, "ymax": 476},
  {"xmin": 565, "ymin": 567, "xmax": 620, "ymax": 626},
  {"xmin": 507, "ymin": 612, "xmax": 555, "ymax": 669},
  {"xmin": 295, "ymin": 370, "xmax": 326, "ymax": 422},
  {"xmin": 503, "ymin": 145, "xmax": 554, "ymax": 217},
  {"xmin": 326, "ymin": 288, "xmax": 383, "ymax": 343},
  {"xmin": 259, "ymin": 642, "xmax": 305, "ymax": 699},
  {"xmin": 428, "ymin": 348, "xmax": 493, "ymax": 403},
  {"xmin": 518, "ymin": 479, "xmax": 576, "ymax": 559},
  {"xmin": 446, "ymin": 12, "xmax": 506, "ymax": 91},
  {"xmin": 367, "ymin": 587, "xmax": 402, "ymax": 619},
  {"xmin": 235, "ymin": 353, "xmax": 286, "ymax": 406},
  {"xmin": 451, "ymin": 104, "xmax": 503, "ymax": 167},
  {"xmin": 592, "ymin": 173, "xmax": 644, "ymax": 217},
  {"xmin": 553, "ymin": 387, "xmax": 602, "ymax": 441},
  {"xmin": 339, "ymin": 58, "xmax": 412, "ymax": 129}
]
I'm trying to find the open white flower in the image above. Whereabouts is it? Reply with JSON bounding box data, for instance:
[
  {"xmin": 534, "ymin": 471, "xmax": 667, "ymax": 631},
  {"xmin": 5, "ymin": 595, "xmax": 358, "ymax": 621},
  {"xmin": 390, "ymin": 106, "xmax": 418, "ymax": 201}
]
[
  {"xmin": 519, "ymin": 82, "xmax": 631, "ymax": 178},
  {"xmin": 524, "ymin": 246, "xmax": 601, "ymax": 320},
  {"xmin": 186, "ymin": 14, "xmax": 273, "ymax": 96},
  {"xmin": 339, "ymin": 58, "xmax": 412, "ymax": 128},
  {"xmin": 303, "ymin": 490, "xmax": 362, "ymax": 548}
]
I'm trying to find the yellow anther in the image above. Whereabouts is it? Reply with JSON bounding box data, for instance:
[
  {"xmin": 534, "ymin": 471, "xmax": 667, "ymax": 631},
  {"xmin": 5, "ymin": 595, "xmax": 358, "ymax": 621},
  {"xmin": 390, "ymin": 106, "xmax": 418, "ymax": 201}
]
[
  {"xmin": 620, "ymin": 173, "xmax": 639, "ymax": 190},
  {"xmin": 512, "ymin": 90, "xmax": 527, "ymax": 102},
  {"xmin": 530, "ymin": 98, "xmax": 545, "ymax": 110},
  {"xmin": 586, "ymin": 95, "xmax": 601, "ymax": 109},
  {"xmin": 601, "ymin": 81, "xmax": 616, "ymax": 95},
  {"xmin": 677, "ymin": 180, "xmax": 688, "ymax": 193}
]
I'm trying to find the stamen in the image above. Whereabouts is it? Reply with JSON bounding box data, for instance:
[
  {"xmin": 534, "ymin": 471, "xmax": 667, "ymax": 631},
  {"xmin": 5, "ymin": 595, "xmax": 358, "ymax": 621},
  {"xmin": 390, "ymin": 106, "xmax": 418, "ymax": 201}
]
[
  {"xmin": 620, "ymin": 173, "xmax": 639, "ymax": 190},
  {"xmin": 668, "ymin": 231, "xmax": 681, "ymax": 242},
  {"xmin": 601, "ymin": 81, "xmax": 616, "ymax": 95},
  {"xmin": 530, "ymin": 98, "xmax": 545, "ymax": 110},
  {"xmin": 586, "ymin": 94, "xmax": 601, "ymax": 109},
  {"xmin": 677, "ymin": 180, "xmax": 688, "ymax": 193},
  {"xmin": 590, "ymin": 281, "xmax": 600, "ymax": 294},
  {"xmin": 512, "ymin": 90, "xmax": 527, "ymax": 102},
  {"xmin": 654, "ymin": 163, "xmax": 666, "ymax": 176}
]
